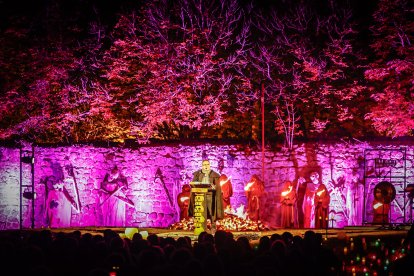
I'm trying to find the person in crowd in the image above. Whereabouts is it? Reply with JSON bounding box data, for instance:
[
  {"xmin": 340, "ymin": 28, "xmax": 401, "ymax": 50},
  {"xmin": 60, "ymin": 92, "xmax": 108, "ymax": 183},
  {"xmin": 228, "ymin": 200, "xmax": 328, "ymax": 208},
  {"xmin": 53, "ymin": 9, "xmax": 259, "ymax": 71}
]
[
  {"xmin": 0, "ymin": 222, "xmax": 407, "ymax": 276},
  {"xmin": 280, "ymin": 180, "xmax": 296, "ymax": 228},
  {"xmin": 391, "ymin": 223, "xmax": 414, "ymax": 275}
]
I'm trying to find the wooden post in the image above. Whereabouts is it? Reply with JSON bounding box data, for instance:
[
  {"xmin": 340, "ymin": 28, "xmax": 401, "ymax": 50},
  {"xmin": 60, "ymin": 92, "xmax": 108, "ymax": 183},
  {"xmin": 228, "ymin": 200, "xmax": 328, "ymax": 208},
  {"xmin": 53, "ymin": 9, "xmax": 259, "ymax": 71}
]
[{"xmin": 261, "ymin": 82, "xmax": 265, "ymax": 183}]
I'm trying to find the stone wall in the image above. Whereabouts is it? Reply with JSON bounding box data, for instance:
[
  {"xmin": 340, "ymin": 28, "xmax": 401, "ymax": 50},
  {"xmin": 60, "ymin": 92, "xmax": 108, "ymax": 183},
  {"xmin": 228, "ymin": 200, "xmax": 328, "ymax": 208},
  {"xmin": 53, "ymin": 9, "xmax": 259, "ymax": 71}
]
[{"xmin": 1, "ymin": 140, "xmax": 413, "ymax": 230}]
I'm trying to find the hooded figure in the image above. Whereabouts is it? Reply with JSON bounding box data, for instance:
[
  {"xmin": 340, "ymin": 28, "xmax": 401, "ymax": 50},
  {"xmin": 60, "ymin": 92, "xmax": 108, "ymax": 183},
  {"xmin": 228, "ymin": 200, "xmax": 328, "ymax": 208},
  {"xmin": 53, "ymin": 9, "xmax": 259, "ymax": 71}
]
[
  {"xmin": 245, "ymin": 174, "xmax": 265, "ymax": 221},
  {"xmin": 280, "ymin": 181, "xmax": 296, "ymax": 228},
  {"xmin": 177, "ymin": 184, "xmax": 191, "ymax": 220},
  {"xmin": 314, "ymin": 183, "xmax": 330, "ymax": 229},
  {"xmin": 220, "ymin": 174, "xmax": 233, "ymax": 210}
]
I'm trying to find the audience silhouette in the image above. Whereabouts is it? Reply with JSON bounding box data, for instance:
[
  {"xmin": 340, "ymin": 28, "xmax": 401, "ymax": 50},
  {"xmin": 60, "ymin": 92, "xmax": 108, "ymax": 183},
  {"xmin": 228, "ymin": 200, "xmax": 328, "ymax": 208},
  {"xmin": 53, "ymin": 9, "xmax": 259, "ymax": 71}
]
[{"xmin": 0, "ymin": 224, "xmax": 412, "ymax": 276}]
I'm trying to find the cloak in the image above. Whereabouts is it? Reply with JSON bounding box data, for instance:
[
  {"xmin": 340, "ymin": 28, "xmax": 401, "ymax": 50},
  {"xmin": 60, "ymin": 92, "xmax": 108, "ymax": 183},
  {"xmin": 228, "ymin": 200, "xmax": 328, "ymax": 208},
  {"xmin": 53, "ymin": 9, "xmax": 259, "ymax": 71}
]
[{"xmin": 188, "ymin": 169, "xmax": 225, "ymax": 221}]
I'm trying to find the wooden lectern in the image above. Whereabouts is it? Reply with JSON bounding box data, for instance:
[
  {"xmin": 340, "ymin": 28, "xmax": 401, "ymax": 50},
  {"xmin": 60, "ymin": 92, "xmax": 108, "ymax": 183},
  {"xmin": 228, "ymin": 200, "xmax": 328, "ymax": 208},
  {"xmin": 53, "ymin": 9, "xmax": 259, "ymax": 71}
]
[{"xmin": 190, "ymin": 182, "xmax": 212, "ymax": 235}]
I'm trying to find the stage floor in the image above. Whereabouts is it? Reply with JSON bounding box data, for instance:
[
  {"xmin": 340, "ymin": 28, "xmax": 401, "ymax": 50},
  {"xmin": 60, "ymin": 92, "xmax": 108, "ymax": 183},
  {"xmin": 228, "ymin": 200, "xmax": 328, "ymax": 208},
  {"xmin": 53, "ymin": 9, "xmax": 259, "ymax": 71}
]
[{"xmin": 15, "ymin": 225, "xmax": 411, "ymax": 243}]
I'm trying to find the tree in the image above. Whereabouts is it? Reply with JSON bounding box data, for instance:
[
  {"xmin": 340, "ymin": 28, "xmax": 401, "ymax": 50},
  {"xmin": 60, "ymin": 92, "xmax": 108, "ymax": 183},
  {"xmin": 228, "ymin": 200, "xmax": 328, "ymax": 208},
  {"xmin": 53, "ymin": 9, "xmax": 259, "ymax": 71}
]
[
  {"xmin": 0, "ymin": 2, "xmax": 78, "ymax": 143},
  {"xmin": 0, "ymin": 1, "xmax": 130, "ymax": 143},
  {"xmin": 0, "ymin": 0, "xmax": 411, "ymax": 144},
  {"xmin": 250, "ymin": 1, "xmax": 365, "ymax": 149},
  {"xmin": 364, "ymin": 0, "xmax": 414, "ymax": 137},
  {"xmin": 102, "ymin": 0, "xmax": 252, "ymax": 142}
]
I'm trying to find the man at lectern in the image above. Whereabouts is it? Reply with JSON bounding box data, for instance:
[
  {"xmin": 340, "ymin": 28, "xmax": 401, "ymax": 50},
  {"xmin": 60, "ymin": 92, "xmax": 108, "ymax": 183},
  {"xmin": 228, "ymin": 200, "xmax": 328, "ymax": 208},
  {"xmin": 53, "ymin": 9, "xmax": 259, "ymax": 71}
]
[{"xmin": 189, "ymin": 160, "xmax": 224, "ymax": 232}]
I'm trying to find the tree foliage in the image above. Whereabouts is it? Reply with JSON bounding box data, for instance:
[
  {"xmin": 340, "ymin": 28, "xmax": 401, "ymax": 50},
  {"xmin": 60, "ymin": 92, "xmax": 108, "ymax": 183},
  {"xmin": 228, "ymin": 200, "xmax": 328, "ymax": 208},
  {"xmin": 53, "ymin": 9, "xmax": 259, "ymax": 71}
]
[
  {"xmin": 364, "ymin": 0, "xmax": 414, "ymax": 137},
  {"xmin": 250, "ymin": 1, "xmax": 368, "ymax": 148},
  {"xmin": 0, "ymin": 0, "xmax": 413, "ymax": 145},
  {"xmin": 102, "ymin": 0, "xmax": 252, "ymax": 142}
]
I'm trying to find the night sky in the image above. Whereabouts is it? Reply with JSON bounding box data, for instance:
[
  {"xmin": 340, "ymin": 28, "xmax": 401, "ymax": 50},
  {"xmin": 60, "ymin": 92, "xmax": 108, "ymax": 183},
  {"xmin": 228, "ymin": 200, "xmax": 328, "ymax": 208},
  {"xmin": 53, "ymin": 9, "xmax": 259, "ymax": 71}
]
[
  {"xmin": 1, "ymin": 0, "xmax": 377, "ymax": 23},
  {"xmin": 0, "ymin": 0, "xmax": 379, "ymax": 54},
  {"xmin": 0, "ymin": 0, "xmax": 379, "ymax": 57}
]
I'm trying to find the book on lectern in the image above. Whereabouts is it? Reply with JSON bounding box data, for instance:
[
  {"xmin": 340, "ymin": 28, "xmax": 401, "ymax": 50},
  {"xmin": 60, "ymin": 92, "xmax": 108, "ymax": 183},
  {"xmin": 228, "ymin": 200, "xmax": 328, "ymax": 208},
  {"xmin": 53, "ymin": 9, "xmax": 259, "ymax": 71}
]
[{"xmin": 189, "ymin": 182, "xmax": 212, "ymax": 189}]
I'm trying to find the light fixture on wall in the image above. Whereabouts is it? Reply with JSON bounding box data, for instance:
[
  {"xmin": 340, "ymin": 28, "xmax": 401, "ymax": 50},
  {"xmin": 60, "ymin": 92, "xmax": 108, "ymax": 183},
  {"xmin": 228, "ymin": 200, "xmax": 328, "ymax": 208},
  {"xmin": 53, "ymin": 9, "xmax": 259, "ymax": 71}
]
[
  {"xmin": 23, "ymin": 191, "xmax": 35, "ymax": 200},
  {"xmin": 20, "ymin": 155, "xmax": 33, "ymax": 164}
]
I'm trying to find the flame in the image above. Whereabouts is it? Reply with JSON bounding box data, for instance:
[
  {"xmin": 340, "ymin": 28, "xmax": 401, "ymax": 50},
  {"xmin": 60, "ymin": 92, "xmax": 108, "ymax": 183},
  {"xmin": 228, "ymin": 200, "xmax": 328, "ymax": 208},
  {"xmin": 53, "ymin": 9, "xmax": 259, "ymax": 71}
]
[
  {"xmin": 224, "ymin": 205, "xmax": 232, "ymax": 213},
  {"xmin": 180, "ymin": 196, "xmax": 189, "ymax": 202},
  {"xmin": 220, "ymin": 175, "xmax": 232, "ymax": 186},
  {"xmin": 169, "ymin": 204, "xmax": 269, "ymax": 231},
  {"xmin": 281, "ymin": 186, "xmax": 293, "ymax": 197},
  {"xmin": 244, "ymin": 181, "xmax": 254, "ymax": 191},
  {"xmin": 373, "ymin": 202, "xmax": 383, "ymax": 209},
  {"xmin": 317, "ymin": 190, "xmax": 325, "ymax": 197}
]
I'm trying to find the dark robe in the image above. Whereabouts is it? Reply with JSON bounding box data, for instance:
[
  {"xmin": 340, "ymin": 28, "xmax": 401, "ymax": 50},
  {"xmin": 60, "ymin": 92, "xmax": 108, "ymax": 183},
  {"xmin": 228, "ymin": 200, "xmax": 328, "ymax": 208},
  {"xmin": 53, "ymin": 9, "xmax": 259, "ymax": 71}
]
[
  {"xmin": 372, "ymin": 199, "xmax": 390, "ymax": 224},
  {"xmin": 314, "ymin": 184, "xmax": 330, "ymax": 229},
  {"xmin": 280, "ymin": 185, "xmax": 296, "ymax": 228},
  {"xmin": 188, "ymin": 170, "xmax": 225, "ymax": 222},
  {"xmin": 246, "ymin": 177, "xmax": 265, "ymax": 221},
  {"xmin": 177, "ymin": 185, "xmax": 191, "ymax": 220},
  {"xmin": 220, "ymin": 175, "xmax": 233, "ymax": 210}
]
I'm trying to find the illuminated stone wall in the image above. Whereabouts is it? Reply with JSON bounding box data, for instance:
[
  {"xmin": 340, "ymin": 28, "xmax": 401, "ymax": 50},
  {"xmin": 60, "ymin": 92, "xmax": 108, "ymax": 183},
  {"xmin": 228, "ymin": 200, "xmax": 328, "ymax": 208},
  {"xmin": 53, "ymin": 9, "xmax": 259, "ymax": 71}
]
[{"xmin": 0, "ymin": 141, "xmax": 413, "ymax": 230}]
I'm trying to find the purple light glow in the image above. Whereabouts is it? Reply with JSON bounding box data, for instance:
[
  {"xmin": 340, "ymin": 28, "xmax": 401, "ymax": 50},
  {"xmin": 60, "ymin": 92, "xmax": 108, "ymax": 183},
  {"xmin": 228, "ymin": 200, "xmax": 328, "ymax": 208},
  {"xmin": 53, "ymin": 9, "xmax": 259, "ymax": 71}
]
[{"xmin": 0, "ymin": 142, "xmax": 413, "ymax": 230}]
